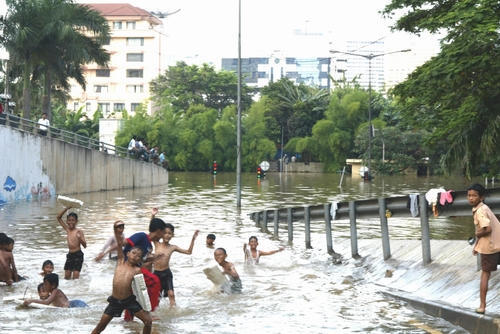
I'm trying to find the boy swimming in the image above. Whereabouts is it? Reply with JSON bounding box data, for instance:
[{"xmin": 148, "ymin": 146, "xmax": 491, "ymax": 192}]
[
  {"xmin": 24, "ymin": 273, "xmax": 69, "ymax": 307},
  {"xmin": 57, "ymin": 207, "xmax": 87, "ymax": 279},
  {"xmin": 92, "ymin": 223, "xmax": 153, "ymax": 334},
  {"xmin": 214, "ymin": 247, "xmax": 242, "ymax": 293},
  {"xmin": 153, "ymin": 224, "xmax": 199, "ymax": 306},
  {"xmin": 243, "ymin": 236, "xmax": 284, "ymax": 265}
]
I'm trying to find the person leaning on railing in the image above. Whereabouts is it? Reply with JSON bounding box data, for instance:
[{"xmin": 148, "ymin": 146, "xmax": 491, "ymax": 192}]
[{"xmin": 37, "ymin": 113, "xmax": 50, "ymax": 136}]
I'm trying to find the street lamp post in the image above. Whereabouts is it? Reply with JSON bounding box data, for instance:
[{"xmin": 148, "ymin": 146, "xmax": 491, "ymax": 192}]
[
  {"xmin": 236, "ymin": 0, "xmax": 242, "ymax": 207},
  {"xmin": 329, "ymin": 48, "xmax": 410, "ymax": 178}
]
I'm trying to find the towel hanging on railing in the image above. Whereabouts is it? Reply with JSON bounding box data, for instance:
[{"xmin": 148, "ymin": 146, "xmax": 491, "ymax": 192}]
[
  {"xmin": 330, "ymin": 201, "xmax": 338, "ymax": 220},
  {"xmin": 407, "ymin": 194, "xmax": 419, "ymax": 217}
]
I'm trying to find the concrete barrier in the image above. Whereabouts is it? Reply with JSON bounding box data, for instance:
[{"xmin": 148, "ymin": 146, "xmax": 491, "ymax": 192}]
[{"xmin": 0, "ymin": 125, "xmax": 168, "ymax": 204}]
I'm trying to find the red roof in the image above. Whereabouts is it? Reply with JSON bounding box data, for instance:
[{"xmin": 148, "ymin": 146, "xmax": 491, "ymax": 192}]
[{"xmin": 83, "ymin": 3, "xmax": 161, "ymax": 24}]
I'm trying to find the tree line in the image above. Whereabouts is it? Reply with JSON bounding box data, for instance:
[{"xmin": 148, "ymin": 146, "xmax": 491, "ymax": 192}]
[{"xmin": 1, "ymin": 0, "xmax": 498, "ymax": 176}]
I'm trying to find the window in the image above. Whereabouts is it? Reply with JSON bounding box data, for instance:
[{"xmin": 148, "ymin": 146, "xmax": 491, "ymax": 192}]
[
  {"xmin": 127, "ymin": 37, "xmax": 144, "ymax": 46},
  {"xmin": 86, "ymin": 102, "xmax": 92, "ymax": 112},
  {"xmin": 113, "ymin": 21, "xmax": 122, "ymax": 29},
  {"xmin": 126, "ymin": 53, "xmax": 143, "ymax": 62},
  {"xmin": 126, "ymin": 85, "xmax": 144, "ymax": 93},
  {"xmin": 96, "ymin": 69, "xmax": 110, "ymax": 77},
  {"xmin": 114, "ymin": 103, "xmax": 125, "ymax": 111},
  {"xmin": 94, "ymin": 85, "xmax": 108, "ymax": 93},
  {"xmin": 126, "ymin": 69, "xmax": 143, "ymax": 78},
  {"xmin": 131, "ymin": 103, "xmax": 141, "ymax": 112},
  {"xmin": 73, "ymin": 102, "xmax": 79, "ymax": 111},
  {"xmin": 126, "ymin": 21, "xmax": 136, "ymax": 30},
  {"xmin": 98, "ymin": 103, "xmax": 110, "ymax": 115}
]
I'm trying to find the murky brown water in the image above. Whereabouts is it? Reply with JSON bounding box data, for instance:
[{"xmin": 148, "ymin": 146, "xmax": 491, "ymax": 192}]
[{"xmin": 0, "ymin": 172, "xmax": 480, "ymax": 333}]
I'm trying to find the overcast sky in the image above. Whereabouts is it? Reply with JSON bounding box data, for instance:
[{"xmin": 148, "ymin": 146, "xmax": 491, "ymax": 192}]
[{"xmin": 1, "ymin": 0, "xmax": 441, "ymax": 66}]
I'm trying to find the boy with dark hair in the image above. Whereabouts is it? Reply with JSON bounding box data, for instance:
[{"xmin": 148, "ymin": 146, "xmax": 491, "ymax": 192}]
[
  {"xmin": 24, "ymin": 273, "xmax": 70, "ymax": 307},
  {"xmin": 467, "ymin": 183, "xmax": 500, "ymax": 314},
  {"xmin": 153, "ymin": 224, "xmax": 199, "ymax": 306},
  {"xmin": 57, "ymin": 207, "xmax": 87, "ymax": 279},
  {"xmin": 0, "ymin": 236, "xmax": 17, "ymax": 285},
  {"xmin": 206, "ymin": 234, "xmax": 216, "ymax": 248},
  {"xmin": 92, "ymin": 222, "xmax": 153, "ymax": 334},
  {"xmin": 243, "ymin": 236, "xmax": 284, "ymax": 265},
  {"xmin": 214, "ymin": 247, "xmax": 242, "ymax": 294}
]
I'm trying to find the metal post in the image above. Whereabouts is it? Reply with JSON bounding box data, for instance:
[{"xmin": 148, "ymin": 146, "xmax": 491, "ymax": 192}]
[
  {"xmin": 262, "ymin": 210, "xmax": 269, "ymax": 233},
  {"xmin": 255, "ymin": 211, "xmax": 260, "ymax": 228},
  {"xmin": 378, "ymin": 198, "xmax": 391, "ymax": 260},
  {"xmin": 273, "ymin": 209, "xmax": 279, "ymax": 239},
  {"xmin": 349, "ymin": 201, "xmax": 359, "ymax": 257},
  {"xmin": 419, "ymin": 193, "xmax": 431, "ymax": 264},
  {"xmin": 324, "ymin": 203, "xmax": 334, "ymax": 254},
  {"xmin": 235, "ymin": 0, "xmax": 242, "ymax": 208},
  {"xmin": 287, "ymin": 207, "xmax": 293, "ymax": 244},
  {"xmin": 304, "ymin": 206, "xmax": 312, "ymax": 249}
]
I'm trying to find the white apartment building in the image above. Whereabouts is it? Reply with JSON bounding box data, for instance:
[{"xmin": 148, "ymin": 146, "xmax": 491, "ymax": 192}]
[{"xmin": 68, "ymin": 3, "xmax": 166, "ymax": 118}]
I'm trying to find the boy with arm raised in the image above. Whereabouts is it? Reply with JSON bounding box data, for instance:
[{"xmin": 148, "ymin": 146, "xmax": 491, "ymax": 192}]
[
  {"xmin": 92, "ymin": 220, "xmax": 153, "ymax": 334},
  {"xmin": 57, "ymin": 207, "xmax": 86, "ymax": 279}
]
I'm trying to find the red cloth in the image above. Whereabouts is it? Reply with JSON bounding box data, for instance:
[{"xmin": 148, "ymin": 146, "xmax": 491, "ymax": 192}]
[{"xmin": 124, "ymin": 268, "xmax": 161, "ymax": 321}]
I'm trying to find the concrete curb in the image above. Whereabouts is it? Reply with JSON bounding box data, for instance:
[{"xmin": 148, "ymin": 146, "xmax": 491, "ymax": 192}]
[{"xmin": 382, "ymin": 289, "xmax": 500, "ymax": 334}]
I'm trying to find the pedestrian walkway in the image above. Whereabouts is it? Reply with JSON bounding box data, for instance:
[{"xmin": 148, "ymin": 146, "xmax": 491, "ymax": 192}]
[{"xmin": 339, "ymin": 238, "xmax": 500, "ymax": 333}]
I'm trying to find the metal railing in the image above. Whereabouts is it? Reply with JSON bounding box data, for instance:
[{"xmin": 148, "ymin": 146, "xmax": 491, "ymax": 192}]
[
  {"xmin": 0, "ymin": 112, "xmax": 128, "ymax": 156},
  {"xmin": 250, "ymin": 187, "xmax": 500, "ymax": 264}
]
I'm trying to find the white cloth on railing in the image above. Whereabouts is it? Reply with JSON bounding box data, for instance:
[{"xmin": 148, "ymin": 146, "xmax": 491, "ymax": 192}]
[
  {"xmin": 425, "ymin": 188, "xmax": 445, "ymax": 205},
  {"xmin": 330, "ymin": 201, "xmax": 338, "ymax": 220},
  {"xmin": 409, "ymin": 194, "xmax": 419, "ymax": 217}
]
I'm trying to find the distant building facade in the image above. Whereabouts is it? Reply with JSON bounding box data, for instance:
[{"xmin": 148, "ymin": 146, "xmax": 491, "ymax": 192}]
[
  {"xmin": 221, "ymin": 55, "xmax": 332, "ymax": 89},
  {"xmin": 330, "ymin": 40, "xmax": 385, "ymax": 91},
  {"xmin": 68, "ymin": 3, "xmax": 166, "ymax": 118}
]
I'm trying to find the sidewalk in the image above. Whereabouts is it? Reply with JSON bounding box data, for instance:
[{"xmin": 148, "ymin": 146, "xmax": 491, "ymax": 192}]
[{"xmin": 339, "ymin": 239, "xmax": 500, "ymax": 333}]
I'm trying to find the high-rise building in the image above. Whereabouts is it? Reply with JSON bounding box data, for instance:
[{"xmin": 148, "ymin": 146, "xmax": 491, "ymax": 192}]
[
  {"xmin": 67, "ymin": 3, "xmax": 166, "ymax": 118},
  {"xmin": 330, "ymin": 40, "xmax": 385, "ymax": 91},
  {"xmin": 221, "ymin": 55, "xmax": 332, "ymax": 89}
]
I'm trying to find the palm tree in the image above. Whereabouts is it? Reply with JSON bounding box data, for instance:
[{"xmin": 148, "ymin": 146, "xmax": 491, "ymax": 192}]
[{"xmin": 1, "ymin": 0, "xmax": 110, "ymax": 119}]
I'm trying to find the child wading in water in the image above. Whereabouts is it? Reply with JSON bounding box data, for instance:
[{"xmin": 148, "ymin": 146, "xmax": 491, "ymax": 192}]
[
  {"xmin": 92, "ymin": 222, "xmax": 152, "ymax": 334},
  {"xmin": 214, "ymin": 247, "xmax": 242, "ymax": 293},
  {"xmin": 153, "ymin": 224, "xmax": 199, "ymax": 306},
  {"xmin": 57, "ymin": 207, "xmax": 86, "ymax": 279},
  {"xmin": 243, "ymin": 236, "xmax": 284, "ymax": 265},
  {"xmin": 0, "ymin": 236, "xmax": 21, "ymax": 284},
  {"xmin": 40, "ymin": 260, "xmax": 54, "ymax": 277}
]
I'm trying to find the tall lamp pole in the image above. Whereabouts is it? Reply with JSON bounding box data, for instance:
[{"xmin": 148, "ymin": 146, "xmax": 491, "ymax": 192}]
[
  {"xmin": 236, "ymin": 0, "xmax": 242, "ymax": 207},
  {"xmin": 329, "ymin": 48, "xmax": 410, "ymax": 177}
]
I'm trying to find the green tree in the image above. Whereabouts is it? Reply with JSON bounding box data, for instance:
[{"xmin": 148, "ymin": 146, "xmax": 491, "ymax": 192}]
[
  {"xmin": 1, "ymin": 0, "xmax": 110, "ymax": 120},
  {"xmin": 383, "ymin": 0, "xmax": 500, "ymax": 177},
  {"xmin": 150, "ymin": 61, "xmax": 254, "ymax": 114}
]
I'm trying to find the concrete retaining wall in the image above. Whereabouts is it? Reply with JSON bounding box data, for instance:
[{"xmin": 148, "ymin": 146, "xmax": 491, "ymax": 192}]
[
  {"xmin": 282, "ymin": 162, "xmax": 324, "ymax": 173},
  {"xmin": 0, "ymin": 125, "xmax": 168, "ymax": 204}
]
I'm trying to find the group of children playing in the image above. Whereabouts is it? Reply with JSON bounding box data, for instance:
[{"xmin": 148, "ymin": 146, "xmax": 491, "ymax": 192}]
[{"xmin": 1, "ymin": 206, "xmax": 284, "ymax": 334}]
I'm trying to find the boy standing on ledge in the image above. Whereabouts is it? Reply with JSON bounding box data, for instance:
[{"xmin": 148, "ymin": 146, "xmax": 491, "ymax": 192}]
[
  {"xmin": 467, "ymin": 183, "xmax": 500, "ymax": 314},
  {"xmin": 57, "ymin": 207, "xmax": 86, "ymax": 279}
]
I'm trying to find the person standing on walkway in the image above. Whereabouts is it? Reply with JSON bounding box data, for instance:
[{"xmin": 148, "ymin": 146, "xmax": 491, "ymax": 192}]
[
  {"xmin": 37, "ymin": 113, "xmax": 50, "ymax": 136},
  {"xmin": 467, "ymin": 183, "xmax": 500, "ymax": 314}
]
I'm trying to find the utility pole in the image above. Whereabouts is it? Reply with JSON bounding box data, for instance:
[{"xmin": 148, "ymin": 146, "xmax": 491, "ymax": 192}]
[{"xmin": 236, "ymin": 0, "xmax": 242, "ymax": 207}]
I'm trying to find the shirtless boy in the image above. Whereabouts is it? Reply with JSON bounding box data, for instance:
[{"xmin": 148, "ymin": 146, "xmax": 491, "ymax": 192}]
[
  {"xmin": 24, "ymin": 273, "xmax": 70, "ymax": 307},
  {"xmin": 0, "ymin": 236, "xmax": 17, "ymax": 285},
  {"xmin": 243, "ymin": 236, "xmax": 284, "ymax": 265},
  {"xmin": 153, "ymin": 224, "xmax": 199, "ymax": 306},
  {"xmin": 57, "ymin": 207, "xmax": 87, "ymax": 279},
  {"xmin": 214, "ymin": 247, "xmax": 242, "ymax": 293},
  {"xmin": 92, "ymin": 222, "xmax": 152, "ymax": 334}
]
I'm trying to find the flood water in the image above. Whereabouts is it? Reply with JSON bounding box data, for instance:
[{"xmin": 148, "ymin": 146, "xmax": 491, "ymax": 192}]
[{"xmin": 0, "ymin": 172, "xmax": 484, "ymax": 333}]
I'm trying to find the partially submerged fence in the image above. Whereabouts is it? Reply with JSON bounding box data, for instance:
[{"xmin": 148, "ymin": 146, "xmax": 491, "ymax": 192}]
[
  {"xmin": 0, "ymin": 113, "xmax": 128, "ymax": 156},
  {"xmin": 250, "ymin": 187, "xmax": 500, "ymax": 264}
]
